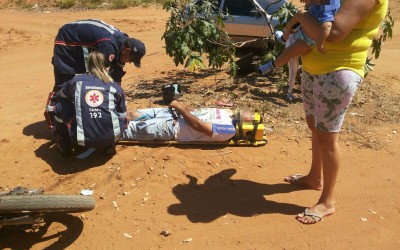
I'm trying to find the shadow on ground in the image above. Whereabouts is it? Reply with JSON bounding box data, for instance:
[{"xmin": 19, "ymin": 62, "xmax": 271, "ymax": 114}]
[
  {"xmin": 23, "ymin": 121, "xmax": 113, "ymax": 175},
  {"xmin": 168, "ymin": 168, "xmax": 306, "ymax": 223},
  {"xmin": 124, "ymin": 66, "xmax": 300, "ymax": 109},
  {"xmin": 0, "ymin": 213, "xmax": 84, "ymax": 250}
]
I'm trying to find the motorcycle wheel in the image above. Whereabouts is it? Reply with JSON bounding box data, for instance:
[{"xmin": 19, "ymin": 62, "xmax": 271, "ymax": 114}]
[{"xmin": 0, "ymin": 195, "xmax": 95, "ymax": 213}]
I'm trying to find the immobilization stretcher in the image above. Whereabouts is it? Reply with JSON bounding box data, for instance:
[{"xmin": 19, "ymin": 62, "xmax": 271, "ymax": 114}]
[{"xmin": 118, "ymin": 111, "xmax": 267, "ymax": 147}]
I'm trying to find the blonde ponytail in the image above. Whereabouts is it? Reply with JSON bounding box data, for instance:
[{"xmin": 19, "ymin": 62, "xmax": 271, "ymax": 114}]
[{"xmin": 88, "ymin": 51, "xmax": 114, "ymax": 83}]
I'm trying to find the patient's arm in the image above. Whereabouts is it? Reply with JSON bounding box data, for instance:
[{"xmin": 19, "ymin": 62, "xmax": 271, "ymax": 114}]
[{"xmin": 169, "ymin": 100, "xmax": 213, "ymax": 137}]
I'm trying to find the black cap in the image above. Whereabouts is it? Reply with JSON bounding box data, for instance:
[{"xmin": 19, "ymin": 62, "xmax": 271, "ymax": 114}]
[{"xmin": 128, "ymin": 38, "xmax": 146, "ymax": 68}]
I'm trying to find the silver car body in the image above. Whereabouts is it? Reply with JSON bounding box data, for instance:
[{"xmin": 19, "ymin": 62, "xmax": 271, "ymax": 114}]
[
  {"xmin": 217, "ymin": 0, "xmax": 288, "ymax": 46},
  {"xmin": 185, "ymin": 0, "xmax": 288, "ymax": 47},
  {"xmin": 220, "ymin": 0, "xmax": 287, "ymax": 41}
]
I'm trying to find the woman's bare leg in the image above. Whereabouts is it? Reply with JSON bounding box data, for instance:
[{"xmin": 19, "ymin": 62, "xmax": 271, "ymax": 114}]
[
  {"xmin": 305, "ymin": 116, "xmax": 324, "ymax": 185},
  {"xmin": 285, "ymin": 115, "xmax": 323, "ymax": 189},
  {"xmin": 296, "ymin": 129, "xmax": 339, "ymax": 224}
]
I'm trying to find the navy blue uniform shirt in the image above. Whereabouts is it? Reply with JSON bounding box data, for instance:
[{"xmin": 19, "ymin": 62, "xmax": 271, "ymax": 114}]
[
  {"xmin": 59, "ymin": 74, "xmax": 127, "ymax": 148},
  {"xmin": 52, "ymin": 20, "xmax": 128, "ymax": 82}
]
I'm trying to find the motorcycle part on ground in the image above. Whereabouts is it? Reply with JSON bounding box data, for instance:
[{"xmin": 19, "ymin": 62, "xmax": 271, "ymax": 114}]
[{"xmin": 0, "ymin": 195, "xmax": 95, "ymax": 214}]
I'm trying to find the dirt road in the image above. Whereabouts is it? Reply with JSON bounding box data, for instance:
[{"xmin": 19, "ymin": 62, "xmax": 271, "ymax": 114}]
[{"xmin": 0, "ymin": 2, "xmax": 399, "ymax": 249}]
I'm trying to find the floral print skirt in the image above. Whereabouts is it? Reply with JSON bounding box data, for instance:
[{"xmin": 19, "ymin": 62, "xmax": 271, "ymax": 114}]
[{"xmin": 301, "ymin": 70, "xmax": 362, "ymax": 132}]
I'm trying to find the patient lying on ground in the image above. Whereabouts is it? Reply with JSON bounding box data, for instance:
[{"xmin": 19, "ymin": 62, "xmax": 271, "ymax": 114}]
[{"xmin": 122, "ymin": 100, "xmax": 236, "ymax": 142}]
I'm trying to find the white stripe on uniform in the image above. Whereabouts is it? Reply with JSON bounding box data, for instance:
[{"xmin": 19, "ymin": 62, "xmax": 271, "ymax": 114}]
[
  {"xmin": 108, "ymin": 86, "xmax": 121, "ymax": 142},
  {"xmin": 75, "ymin": 81, "xmax": 85, "ymax": 146},
  {"xmin": 69, "ymin": 20, "xmax": 117, "ymax": 34}
]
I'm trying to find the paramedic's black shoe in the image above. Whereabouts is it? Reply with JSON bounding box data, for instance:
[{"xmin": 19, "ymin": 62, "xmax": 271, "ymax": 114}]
[
  {"xmin": 50, "ymin": 128, "xmax": 58, "ymax": 143},
  {"xmin": 104, "ymin": 145, "xmax": 116, "ymax": 156},
  {"xmin": 57, "ymin": 139, "xmax": 72, "ymax": 158}
]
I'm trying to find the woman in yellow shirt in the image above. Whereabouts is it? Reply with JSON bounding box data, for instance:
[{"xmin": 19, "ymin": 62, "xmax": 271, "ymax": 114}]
[{"xmin": 282, "ymin": 0, "xmax": 388, "ymax": 224}]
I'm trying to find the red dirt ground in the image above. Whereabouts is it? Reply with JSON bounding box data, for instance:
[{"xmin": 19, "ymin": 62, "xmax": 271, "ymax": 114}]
[{"xmin": 0, "ymin": 1, "xmax": 399, "ymax": 249}]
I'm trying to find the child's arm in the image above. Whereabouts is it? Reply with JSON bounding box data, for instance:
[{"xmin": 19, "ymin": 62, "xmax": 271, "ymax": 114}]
[{"xmin": 282, "ymin": 10, "xmax": 317, "ymax": 41}]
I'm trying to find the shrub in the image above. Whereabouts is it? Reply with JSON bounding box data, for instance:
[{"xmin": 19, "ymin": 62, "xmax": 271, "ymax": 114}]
[
  {"xmin": 56, "ymin": 0, "xmax": 76, "ymax": 9},
  {"xmin": 162, "ymin": 0, "xmax": 238, "ymax": 76}
]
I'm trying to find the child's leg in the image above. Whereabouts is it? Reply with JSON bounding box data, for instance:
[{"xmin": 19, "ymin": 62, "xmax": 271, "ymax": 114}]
[
  {"xmin": 287, "ymin": 35, "xmax": 299, "ymax": 98},
  {"xmin": 258, "ymin": 36, "xmax": 311, "ymax": 75},
  {"xmin": 274, "ymin": 39, "xmax": 311, "ymax": 67}
]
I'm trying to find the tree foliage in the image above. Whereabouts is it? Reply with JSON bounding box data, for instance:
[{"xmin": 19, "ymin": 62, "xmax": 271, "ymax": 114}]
[
  {"xmin": 162, "ymin": 0, "xmax": 395, "ymax": 79},
  {"xmin": 260, "ymin": 2, "xmax": 298, "ymax": 75},
  {"xmin": 162, "ymin": 0, "xmax": 238, "ymax": 76},
  {"xmin": 365, "ymin": 9, "xmax": 395, "ymax": 77}
]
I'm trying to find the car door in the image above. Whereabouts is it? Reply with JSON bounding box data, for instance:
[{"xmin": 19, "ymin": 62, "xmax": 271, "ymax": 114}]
[{"xmin": 219, "ymin": 0, "xmax": 271, "ymax": 42}]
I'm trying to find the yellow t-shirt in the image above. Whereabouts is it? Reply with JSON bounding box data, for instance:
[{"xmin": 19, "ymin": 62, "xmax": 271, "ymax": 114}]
[{"xmin": 302, "ymin": 0, "xmax": 388, "ymax": 78}]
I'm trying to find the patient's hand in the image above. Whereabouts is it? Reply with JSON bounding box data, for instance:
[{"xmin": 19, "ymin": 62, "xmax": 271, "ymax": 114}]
[
  {"xmin": 170, "ymin": 100, "xmax": 194, "ymax": 112},
  {"xmin": 169, "ymin": 100, "xmax": 184, "ymax": 111}
]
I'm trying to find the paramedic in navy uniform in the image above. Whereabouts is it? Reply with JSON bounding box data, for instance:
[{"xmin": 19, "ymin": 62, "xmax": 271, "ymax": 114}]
[
  {"xmin": 55, "ymin": 51, "xmax": 127, "ymax": 157},
  {"xmin": 52, "ymin": 19, "xmax": 146, "ymax": 91}
]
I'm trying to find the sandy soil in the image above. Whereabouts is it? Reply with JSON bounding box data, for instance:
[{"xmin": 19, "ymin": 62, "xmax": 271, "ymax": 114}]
[{"xmin": 0, "ymin": 1, "xmax": 399, "ymax": 249}]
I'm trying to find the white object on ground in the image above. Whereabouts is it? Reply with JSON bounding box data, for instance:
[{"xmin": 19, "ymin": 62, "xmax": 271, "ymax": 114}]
[{"xmin": 80, "ymin": 189, "xmax": 94, "ymax": 196}]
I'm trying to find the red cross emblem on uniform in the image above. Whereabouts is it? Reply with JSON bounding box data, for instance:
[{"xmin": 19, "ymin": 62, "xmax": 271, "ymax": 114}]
[
  {"xmin": 85, "ymin": 90, "xmax": 104, "ymax": 108},
  {"xmin": 90, "ymin": 92, "xmax": 100, "ymax": 103}
]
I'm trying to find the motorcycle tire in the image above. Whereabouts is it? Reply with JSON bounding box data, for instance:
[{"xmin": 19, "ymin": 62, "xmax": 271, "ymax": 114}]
[{"xmin": 0, "ymin": 195, "xmax": 95, "ymax": 213}]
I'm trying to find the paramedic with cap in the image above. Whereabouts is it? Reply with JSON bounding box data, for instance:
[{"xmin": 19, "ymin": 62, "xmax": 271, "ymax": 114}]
[{"xmin": 51, "ymin": 19, "xmax": 146, "ymax": 91}]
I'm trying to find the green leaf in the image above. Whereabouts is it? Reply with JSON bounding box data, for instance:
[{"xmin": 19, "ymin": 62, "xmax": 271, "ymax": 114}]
[
  {"xmin": 185, "ymin": 55, "xmax": 206, "ymax": 71},
  {"xmin": 365, "ymin": 7, "xmax": 395, "ymax": 76},
  {"xmin": 364, "ymin": 57, "xmax": 375, "ymax": 77}
]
